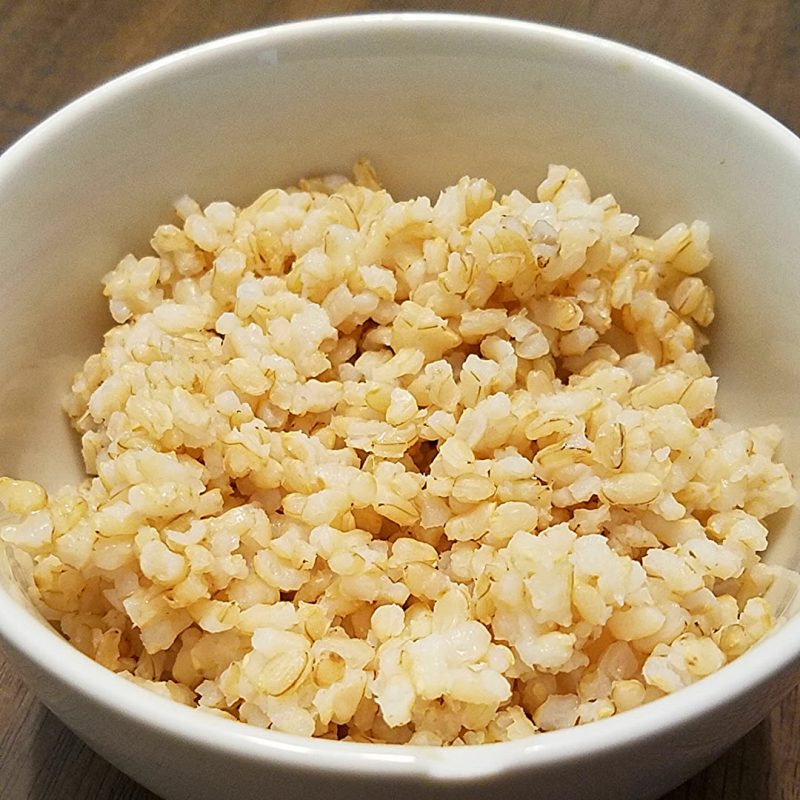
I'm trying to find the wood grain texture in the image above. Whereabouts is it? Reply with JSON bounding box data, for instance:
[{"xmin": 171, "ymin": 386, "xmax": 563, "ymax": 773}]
[{"xmin": 0, "ymin": 1, "xmax": 797, "ymax": 798}]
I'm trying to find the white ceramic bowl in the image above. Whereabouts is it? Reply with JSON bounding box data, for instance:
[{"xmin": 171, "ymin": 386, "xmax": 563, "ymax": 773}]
[{"xmin": 0, "ymin": 14, "xmax": 798, "ymax": 800}]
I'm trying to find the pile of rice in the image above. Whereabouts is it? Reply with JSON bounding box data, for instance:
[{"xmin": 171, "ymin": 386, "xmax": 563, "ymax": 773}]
[{"xmin": 0, "ymin": 162, "xmax": 795, "ymax": 745}]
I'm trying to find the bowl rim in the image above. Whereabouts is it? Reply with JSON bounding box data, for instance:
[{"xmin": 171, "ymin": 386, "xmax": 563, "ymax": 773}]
[{"xmin": 0, "ymin": 10, "xmax": 799, "ymax": 783}]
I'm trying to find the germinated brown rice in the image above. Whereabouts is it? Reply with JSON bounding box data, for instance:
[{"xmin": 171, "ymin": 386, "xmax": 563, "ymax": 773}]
[{"xmin": 0, "ymin": 162, "xmax": 795, "ymax": 744}]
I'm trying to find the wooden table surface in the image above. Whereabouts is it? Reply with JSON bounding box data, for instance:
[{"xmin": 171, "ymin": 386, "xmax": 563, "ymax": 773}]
[{"xmin": 0, "ymin": 1, "xmax": 798, "ymax": 798}]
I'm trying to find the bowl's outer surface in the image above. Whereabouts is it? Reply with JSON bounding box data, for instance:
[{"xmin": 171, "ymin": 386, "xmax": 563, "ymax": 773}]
[
  {"xmin": 1, "ymin": 13, "xmax": 799, "ymax": 800},
  {"xmin": 1, "ymin": 616, "xmax": 799, "ymax": 800}
]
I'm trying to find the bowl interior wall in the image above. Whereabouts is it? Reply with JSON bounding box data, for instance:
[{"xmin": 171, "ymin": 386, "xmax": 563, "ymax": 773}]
[{"xmin": 0, "ymin": 20, "xmax": 798, "ymax": 615}]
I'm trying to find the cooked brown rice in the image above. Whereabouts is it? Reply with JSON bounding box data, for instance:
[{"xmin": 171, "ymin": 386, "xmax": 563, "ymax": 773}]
[{"xmin": 0, "ymin": 162, "xmax": 795, "ymax": 744}]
